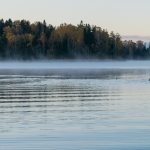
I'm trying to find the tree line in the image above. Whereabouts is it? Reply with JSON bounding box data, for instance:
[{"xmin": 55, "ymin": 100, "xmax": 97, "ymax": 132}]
[{"xmin": 0, "ymin": 19, "xmax": 149, "ymax": 60}]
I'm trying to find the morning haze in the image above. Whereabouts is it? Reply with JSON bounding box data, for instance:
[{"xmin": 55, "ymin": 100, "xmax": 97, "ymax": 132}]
[{"xmin": 0, "ymin": 1, "xmax": 150, "ymax": 150}]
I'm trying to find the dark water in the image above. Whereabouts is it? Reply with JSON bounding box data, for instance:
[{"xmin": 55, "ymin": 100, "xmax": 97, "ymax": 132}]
[{"xmin": 0, "ymin": 68, "xmax": 150, "ymax": 150}]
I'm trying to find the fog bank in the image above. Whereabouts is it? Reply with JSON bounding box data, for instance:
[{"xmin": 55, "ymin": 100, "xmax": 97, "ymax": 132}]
[{"xmin": 0, "ymin": 61, "xmax": 150, "ymax": 69}]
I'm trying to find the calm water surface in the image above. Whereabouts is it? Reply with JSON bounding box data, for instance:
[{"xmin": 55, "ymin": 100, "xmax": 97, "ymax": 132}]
[{"xmin": 0, "ymin": 68, "xmax": 150, "ymax": 150}]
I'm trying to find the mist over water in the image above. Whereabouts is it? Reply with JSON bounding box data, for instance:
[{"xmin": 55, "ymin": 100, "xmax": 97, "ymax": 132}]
[
  {"xmin": 0, "ymin": 60, "xmax": 150, "ymax": 79},
  {"xmin": 0, "ymin": 61, "xmax": 150, "ymax": 150},
  {"xmin": 0, "ymin": 60, "xmax": 150, "ymax": 69}
]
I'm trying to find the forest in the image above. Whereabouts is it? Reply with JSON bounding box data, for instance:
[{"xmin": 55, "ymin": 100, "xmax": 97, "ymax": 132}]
[{"xmin": 0, "ymin": 19, "xmax": 149, "ymax": 60}]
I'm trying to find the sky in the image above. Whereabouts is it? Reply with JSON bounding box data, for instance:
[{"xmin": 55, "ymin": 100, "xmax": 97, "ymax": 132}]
[{"xmin": 0, "ymin": 0, "xmax": 150, "ymax": 40}]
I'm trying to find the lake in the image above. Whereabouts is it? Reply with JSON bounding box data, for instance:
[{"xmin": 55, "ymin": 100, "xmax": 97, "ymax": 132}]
[{"xmin": 0, "ymin": 61, "xmax": 150, "ymax": 150}]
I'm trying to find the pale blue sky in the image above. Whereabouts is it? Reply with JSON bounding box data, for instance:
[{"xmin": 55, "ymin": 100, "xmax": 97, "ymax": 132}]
[{"xmin": 0, "ymin": 0, "xmax": 150, "ymax": 37}]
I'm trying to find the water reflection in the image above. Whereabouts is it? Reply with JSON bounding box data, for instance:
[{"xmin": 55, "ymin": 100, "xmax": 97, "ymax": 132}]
[
  {"xmin": 0, "ymin": 69, "xmax": 150, "ymax": 149},
  {"xmin": 0, "ymin": 68, "xmax": 150, "ymax": 79}
]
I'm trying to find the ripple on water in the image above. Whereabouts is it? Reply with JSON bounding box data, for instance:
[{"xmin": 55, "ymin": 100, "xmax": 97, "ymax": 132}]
[{"xmin": 0, "ymin": 69, "xmax": 150, "ymax": 150}]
